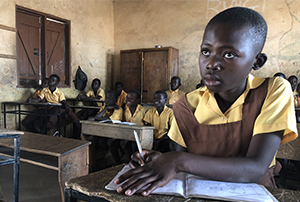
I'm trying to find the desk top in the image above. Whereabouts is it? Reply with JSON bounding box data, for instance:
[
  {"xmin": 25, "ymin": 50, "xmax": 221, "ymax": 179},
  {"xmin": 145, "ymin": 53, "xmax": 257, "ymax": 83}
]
[
  {"xmin": 80, "ymin": 120, "xmax": 155, "ymax": 130},
  {"xmin": 0, "ymin": 129, "xmax": 24, "ymax": 135},
  {"xmin": 0, "ymin": 132, "xmax": 90, "ymax": 157},
  {"xmin": 2, "ymin": 101, "xmax": 61, "ymax": 106},
  {"xmin": 66, "ymin": 164, "xmax": 300, "ymax": 202}
]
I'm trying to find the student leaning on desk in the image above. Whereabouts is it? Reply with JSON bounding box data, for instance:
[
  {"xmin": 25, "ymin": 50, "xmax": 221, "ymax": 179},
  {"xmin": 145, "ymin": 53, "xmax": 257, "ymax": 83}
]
[
  {"xmin": 115, "ymin": 7, "xmax": 298, "ymax": 197},
  {"xmin": 28, "ymin": 74, "xmax": 81, "ymax": 139}
]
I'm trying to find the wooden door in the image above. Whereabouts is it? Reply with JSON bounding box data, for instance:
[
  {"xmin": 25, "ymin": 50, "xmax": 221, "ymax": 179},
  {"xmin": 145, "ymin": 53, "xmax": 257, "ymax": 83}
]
[
  {"xmin": 17, "ymin": 11, "xmax": 42, "ymax": 88},
  {"xmin": 143, "ymin": 51, "xmax": 168, "ymax": 103},
  {"xmin": 45, "ymin": 19, "xmax": 66, "ymax": 86},
  {"xmin": 120, "ymin": 51, "xmax": 142, "ymax": 93}
]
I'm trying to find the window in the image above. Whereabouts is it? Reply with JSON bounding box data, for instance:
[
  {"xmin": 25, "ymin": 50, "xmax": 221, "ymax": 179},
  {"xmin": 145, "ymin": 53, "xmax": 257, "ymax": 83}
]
[{"xmin": 16, "ymin": 6, "xmax": 70, "ymax": 88}]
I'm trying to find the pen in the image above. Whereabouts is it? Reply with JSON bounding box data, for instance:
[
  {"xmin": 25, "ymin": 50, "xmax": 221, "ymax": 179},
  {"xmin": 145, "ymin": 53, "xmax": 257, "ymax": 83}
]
[{"xmin": 133, "ymin": 130, "xmax": 144, "ymax": 159}]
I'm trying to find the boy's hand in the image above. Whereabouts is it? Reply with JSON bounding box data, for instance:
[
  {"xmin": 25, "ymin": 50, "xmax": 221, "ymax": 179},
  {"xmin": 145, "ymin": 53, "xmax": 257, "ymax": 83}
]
[
  {"xmin": 130, "ymin": 150, "xmax": 161, "ymax": 168},
  {"xmin": 115, "ymin": 152, "xmax": 178, "ymax": 196}
]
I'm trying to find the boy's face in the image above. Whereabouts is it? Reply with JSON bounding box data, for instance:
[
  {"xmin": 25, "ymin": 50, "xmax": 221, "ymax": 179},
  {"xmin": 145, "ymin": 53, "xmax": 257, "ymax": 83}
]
[
  {"xmin": 199, "ymin": 24, "xmax": 260, "ymax": 96},
  {"xmin": 115, "ymin": 84, "xmax": 123, "ymax": 93},
  {"xmin": 153, "ymin": 93, "xmax": 166, "ymax": 108},
  {"xmin": 170, "ymin": 78, "xmax": 180, "ymax": 91},
  {"xmin": 126, "ymin": 92, "xmax": 139, "ymax": 107},
  {"xmin": 105, "ymin": 92, "xmax": 116, "ymax": 106},
  {"xmin": 48, "ymin": 76, "xmax": 59, "ymax": 87},
  {"xmin": 92, "ymin": 80, "xmax": 100, "ymax": 90},
  {"xmin": 288, "ymin": 78, "xmax": 298, "ymax": 90}
]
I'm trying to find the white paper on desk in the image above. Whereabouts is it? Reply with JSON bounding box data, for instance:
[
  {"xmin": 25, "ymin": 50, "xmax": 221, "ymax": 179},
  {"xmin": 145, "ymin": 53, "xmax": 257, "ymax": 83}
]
[
  {"xmin": 105, "ymin": 164, "xmax": 278, "ymax": 202},
  {"xmin": 116, "ymin": 122, "xmax": 137, "ymax": 125}
]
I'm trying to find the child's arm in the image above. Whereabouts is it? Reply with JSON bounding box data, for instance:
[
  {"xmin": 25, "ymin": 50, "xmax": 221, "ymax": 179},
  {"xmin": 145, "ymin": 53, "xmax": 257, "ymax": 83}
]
[
  {"xmin": 28, "ymin": 97, "xmax": 42, "ymax": 103},
  {"xmin": 116, "ymin": 130, "xmax": 283, "ymax": 196}
]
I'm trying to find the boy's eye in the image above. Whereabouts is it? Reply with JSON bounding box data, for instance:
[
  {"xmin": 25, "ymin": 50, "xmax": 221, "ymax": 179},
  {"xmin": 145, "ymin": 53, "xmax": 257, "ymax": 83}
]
[
  {"xmin": 224, "ymin": 52, "xmax": 236, "ymax": 59},
  {"xmin": 201, "ymin": 49, "xmax": 210, "ymax": 56}
]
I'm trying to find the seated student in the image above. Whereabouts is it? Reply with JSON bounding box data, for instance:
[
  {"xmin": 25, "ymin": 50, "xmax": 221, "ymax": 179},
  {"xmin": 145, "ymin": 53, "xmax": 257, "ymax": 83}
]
[
  {"xmin": 76, "ymin": 78, "xmax": 105, "ymax": 120},
  {"xmin": 91, "ymin": 90, "xmax": 123, "ymax": 164},
  {"xmin": 274, "ymin": 72, "xmax": 286, "ymax": 79},
  {"xmin": 143, "ymin": 90, "xmax": 174, "ymax": 153},
  {"xmin": 28, "ymin": 74, "xmax": 81, "ymax": 139},
  {"xmin": 120, "ymin": 90, "xmax": 147, "ymax": 160},
  {"xmin": 22, "ymin": 78, "xmax": 49, "ymax": 133},
  {"xmin": 288, "ymin": 75, "xmax": 298, "ymax": 96},
  {"xmin": 115, "ymin": 7, "xmax": 298, "ymax": 196},
  {"xmin": 165, "ymin": 76, "xmax": 185, "ymax": 105},
  {"xmin": 115, "ymin": 81, "xmax": 127, "ymax": 109}
]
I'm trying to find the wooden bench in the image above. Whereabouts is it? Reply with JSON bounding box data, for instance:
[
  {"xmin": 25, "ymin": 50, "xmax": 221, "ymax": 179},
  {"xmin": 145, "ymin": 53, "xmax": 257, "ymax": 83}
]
[{"xmin": 0, "ymin": 132, "xmax": 91, "ymax": 202}]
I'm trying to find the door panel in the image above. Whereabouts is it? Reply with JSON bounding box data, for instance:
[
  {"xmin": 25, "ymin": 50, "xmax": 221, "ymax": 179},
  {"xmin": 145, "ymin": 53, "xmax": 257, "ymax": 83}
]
[
  {"xmin": 120, "ymin": 52, "xmax": 142, "ymax": 93},
  {"xmin": 17, "ymin": 11, "xmax": 41, "ymax": 88},
  {"xmin": 45, "ymin": 19, "xmax": 66, "ymax": 86},
  {"xmin": 143, "ymin": 51, "xmax": 168, "ymax": 103}
]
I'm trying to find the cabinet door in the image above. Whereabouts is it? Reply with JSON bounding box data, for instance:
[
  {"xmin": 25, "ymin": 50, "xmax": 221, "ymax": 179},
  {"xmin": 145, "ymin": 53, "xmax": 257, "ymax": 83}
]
[
  {"xmin": 143, "ymin": 51, "xmax": 168, "ymax": 103},
  {"xmin": 120, "ymin": 51, "xmax": 142, "ymax": 93}
]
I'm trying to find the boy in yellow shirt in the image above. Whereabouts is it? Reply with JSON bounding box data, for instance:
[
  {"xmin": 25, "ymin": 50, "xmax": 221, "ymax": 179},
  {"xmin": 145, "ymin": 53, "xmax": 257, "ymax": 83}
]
[
  {"xmin": 77, "ymin": 78, "xmax": 105, "ymax": 120},
  {"xmin": 143, "ymin": 90, "xmax": 174, "ymax": 152},
  {"xmin": 165, "ymin": 76, "xmax": 185, "ymax": 105},
  {"xmin": 115, "ymin": 81, "xmax": 127, "ymax": 108},
  {"xmin": 116, "ymin": 7, "xmax": 298, "ymax": 196},
  {"xmin": 28, "ymin": 74, "xmax": 80, "ymax": 139}
]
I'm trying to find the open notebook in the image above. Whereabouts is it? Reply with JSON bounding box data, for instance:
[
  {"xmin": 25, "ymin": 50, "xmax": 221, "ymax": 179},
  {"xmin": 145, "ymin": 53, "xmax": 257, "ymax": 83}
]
[{"xmin": 105, "ymin": 164, "xmax": 278, "ymax": 202}]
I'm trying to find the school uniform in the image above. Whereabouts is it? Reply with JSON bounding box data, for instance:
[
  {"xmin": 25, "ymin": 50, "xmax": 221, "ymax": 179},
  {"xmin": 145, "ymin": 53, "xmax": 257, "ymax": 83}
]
[
  {"xmin": 116, "ymin": 90, "xmax": 127, "ymax": 107},
  {"xmin": 38, "ymin": 87, "xmax": 79, "ymax": 129},
  {"xmin": 166, "ymin": 89, "xmax": 185, "ymax": 105},
  {"xmin": 123, "ymin": 104, "xmax": 147, "ymax": 125},
  {"xmin": 169, "ymin": 75, "xmax": 298, "ymax": 188},
  {"xmin": 86, "ymin": 87, "xmax": 105, "ymax": 104},
  {"xmin": 98, "ymin": 105, "xmax": 123, "ymax": 120}
]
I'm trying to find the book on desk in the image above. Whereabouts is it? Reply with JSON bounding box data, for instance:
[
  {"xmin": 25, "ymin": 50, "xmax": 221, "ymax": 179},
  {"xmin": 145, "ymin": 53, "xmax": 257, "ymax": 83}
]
[{"xmin": 106, "ymin": 164, "xmax": 278, "ymax": 202}]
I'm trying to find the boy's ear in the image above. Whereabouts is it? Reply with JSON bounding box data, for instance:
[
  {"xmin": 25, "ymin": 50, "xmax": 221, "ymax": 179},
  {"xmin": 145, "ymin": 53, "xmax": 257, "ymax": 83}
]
[{"xmin": 252, "ymin": 53, "xmax": 267, "ymax": 71}]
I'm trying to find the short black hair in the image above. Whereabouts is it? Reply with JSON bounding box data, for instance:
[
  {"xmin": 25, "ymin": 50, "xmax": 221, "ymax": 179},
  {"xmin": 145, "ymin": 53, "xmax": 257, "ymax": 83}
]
[
  {"xmin": 154, "ymin": 90, "xmax": 167, "ymax": 100},
  {"xmin": 115, "ymin": 81, "xmax": 123, "ymax": 87},
  {"xmin": 274, "ymin": 72, "xmax": 286, "ymax": 79},
  {"xmin": 93, "ymin": 78, "xmax": 101, "ymax": 85},
  {"xmin": 49, "ymin": 74, "xmax": 60, "ymax": 83},
  {"xmin": 129, "ymin": 90, "xmax": 141, "ymax": 99},
  {"xmin": 171, "ymin": 76, "xmax": 181, "ymax": 83},
  {"xmin": 206, "ymin": 7, "xmax": 267, "ymax": 53}
]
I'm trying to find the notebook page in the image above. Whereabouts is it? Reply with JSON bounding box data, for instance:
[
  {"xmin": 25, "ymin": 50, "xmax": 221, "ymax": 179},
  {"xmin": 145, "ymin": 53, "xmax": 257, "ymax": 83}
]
[
  {"xmin": 186, "ymin": 174, "xmax": 278, "ymax": 202},
  {"xmin": 105, "ymin": 164, "xmax": 185, "ymax": 197}
]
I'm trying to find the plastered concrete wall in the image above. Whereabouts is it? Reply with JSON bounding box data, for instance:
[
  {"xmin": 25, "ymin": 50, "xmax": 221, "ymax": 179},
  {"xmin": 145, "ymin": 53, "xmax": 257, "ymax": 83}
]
[
  {"xmin": 113, "ymin": 0, "xmax": 298, "ymax": 92},
  {"xmin": 0, "ymin": 0, "xmax": 114, "ymax": 128}
]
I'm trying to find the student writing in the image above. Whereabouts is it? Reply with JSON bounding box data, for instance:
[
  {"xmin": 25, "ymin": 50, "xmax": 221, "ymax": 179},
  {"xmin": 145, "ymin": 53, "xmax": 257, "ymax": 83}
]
[{"xmin": 115, "ymin": 7, "xmax": 298, "ymax": 197}]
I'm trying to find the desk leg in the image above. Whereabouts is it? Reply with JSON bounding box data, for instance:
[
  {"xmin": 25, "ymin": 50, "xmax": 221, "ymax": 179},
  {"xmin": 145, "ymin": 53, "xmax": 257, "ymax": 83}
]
[
  {"xmin": 59, "ymin": 145, "xmax": 89, "ymax": 202},
  {"xmin": 140, "ymin": 130, "xmax": 154, "ymax": 150},
  {"xmin": 13, "ymin": 135, "xmax": 20, "ymax": 202},
  {"xmin": 81, "ymin": 134, "xmax": 96, "ymax": 172}
]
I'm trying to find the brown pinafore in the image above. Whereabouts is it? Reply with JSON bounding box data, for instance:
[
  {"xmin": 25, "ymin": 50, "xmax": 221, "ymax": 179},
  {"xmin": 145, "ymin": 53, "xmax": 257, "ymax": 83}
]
[{"xmin": 173, "ymin": 78, "xmax": 280, "ymax": 187}]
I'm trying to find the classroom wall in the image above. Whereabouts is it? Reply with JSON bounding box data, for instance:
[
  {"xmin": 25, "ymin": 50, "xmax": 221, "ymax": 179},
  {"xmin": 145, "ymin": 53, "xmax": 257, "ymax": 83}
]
[
  {"xmin": 0, "ymin": 0, "xmax": 114, "ymax": 128},
  {"xmin": 113, "ymin": 0, "xmax": 298, "ymax": 92}
]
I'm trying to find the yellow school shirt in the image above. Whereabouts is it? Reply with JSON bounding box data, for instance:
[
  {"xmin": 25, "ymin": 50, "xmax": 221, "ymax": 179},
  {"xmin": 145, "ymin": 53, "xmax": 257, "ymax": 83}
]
[
  {"xmin": 123, "ymin": 104, "xmax": 147, "ymax": 126},
  {"xmin": 86, "ymin": 88, "xmax": 105, "ymax": 101},
  {"xmin": 97, "ymin": 105, "xmax": 123, "ymax": 121},
  {"xmin": 38, "ymin": 87, "xmax": 65, "ymax": 104},
  {"xmin": 294, "ymin": 95, "xmax": 300, "ymax": 108},
  {"xmin": 166, "ymin": 89, "xmax": 185, "ymax": 105},
  {"xmin": 168, "ymin": 75, "xmax": 298, "ymax": 167},
  {"xmin": 143, "ymin": 106, "xmax": 174, "ymax": 139},
  {"xmin": 116, "ymin": 90, "xmax": 127, "ymax": 106}
]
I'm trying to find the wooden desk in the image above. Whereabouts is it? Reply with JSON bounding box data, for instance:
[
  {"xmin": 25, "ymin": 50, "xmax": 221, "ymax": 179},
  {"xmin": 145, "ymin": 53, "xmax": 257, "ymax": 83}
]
[
  {"xmin": 2, "ymin": 101, "xmax": 62, "ymax": 136},
  {"xmin": 80, "ymin": 120, "xmax": 154, "ymax": 171},
  {"xmin": 0, "ymin": 132, "xmax": 91, "ymax": 202},
  {"xmin": 0, "ymin": 129, "xmax": 23, "ymax": 202},
  {"xmin": 65, "ymin": 164, "xmax": 300, "ymax": 202}
]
